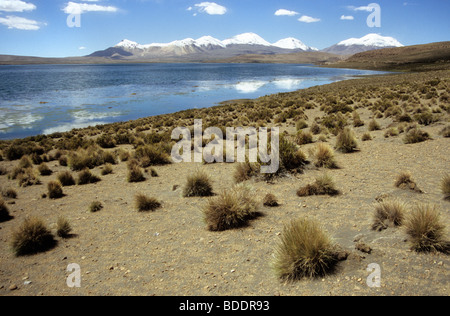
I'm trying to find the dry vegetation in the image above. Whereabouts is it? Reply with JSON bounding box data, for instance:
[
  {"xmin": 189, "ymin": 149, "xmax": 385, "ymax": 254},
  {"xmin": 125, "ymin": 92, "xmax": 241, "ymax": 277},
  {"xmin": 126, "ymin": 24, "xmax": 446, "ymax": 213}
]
[{"xmin": 0, "ymin": 66, "xmax": 449, "ymax": 296}]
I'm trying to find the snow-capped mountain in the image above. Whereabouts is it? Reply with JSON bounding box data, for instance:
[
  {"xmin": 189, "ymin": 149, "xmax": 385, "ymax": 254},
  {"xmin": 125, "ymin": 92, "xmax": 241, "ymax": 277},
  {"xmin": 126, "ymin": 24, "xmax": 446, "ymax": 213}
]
[
  {"xmin": 323, "ymin": 33, "xmax": 404, "ymax": 55},
  {"xmin": 89, "ymin": 33, "xmax": 316, "ymax": 59}
]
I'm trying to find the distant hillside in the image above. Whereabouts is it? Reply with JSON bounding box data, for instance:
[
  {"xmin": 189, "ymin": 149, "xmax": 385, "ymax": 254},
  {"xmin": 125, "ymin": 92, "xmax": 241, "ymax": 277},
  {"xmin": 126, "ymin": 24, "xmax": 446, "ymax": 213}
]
[
  {"xmin": 209, "ymin": 51, "xmax": 342, "ymax": 64},
  {"xmin": 328, "ymin": 41, "xmax": 450, "ymax": 71}
]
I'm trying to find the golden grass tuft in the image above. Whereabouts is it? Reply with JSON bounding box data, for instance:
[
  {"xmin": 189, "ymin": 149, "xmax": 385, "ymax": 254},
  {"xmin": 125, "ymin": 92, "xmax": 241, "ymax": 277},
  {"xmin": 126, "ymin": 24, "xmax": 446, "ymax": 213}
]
[
  {"xmin": 11, "ymin": 217, "xmax": 56, "ymax": 256},
  {"xmin": 273, "ymin": 218, "xmax": 339, "ymax": 281},
  {"xmin": 297, "ymin": 174, "xmax": 339, "ymax": 197},
  {"xmin": 203, "ymin": 184, "xmax": 260, "ymax": 231},
  {"xmin": 372, "ymin": 200, "xmax": 406, "ymax": 231},
  {"xmin": 405, "ymin": 204, "xmax": 448, "ymax": 253},
  {"xmin": 135, "ymin": 194, "xmax": 161, "ymax": 212},
  {"xmin": 183, "ymin": 170, "xmax": 214, "ymax": 197},
  {"xmin": 312, "ymin": 143, "xmax": 338, "ymax": 169}
]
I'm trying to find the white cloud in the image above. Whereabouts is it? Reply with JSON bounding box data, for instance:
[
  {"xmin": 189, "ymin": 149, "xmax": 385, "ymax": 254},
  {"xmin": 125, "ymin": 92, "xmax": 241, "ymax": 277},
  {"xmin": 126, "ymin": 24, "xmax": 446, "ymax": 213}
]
[
  {"xmin": 348, "ymin": 5, "xmax": 374, "ymax": 12},
  {"xmin": 340, "ymin": 15, "xmax": 354, "ymax": 20},
  {"xmin": 0, "ymin": 15, "xmax": 39, "ymax": 30},
  {"xmin": 0, "ymin": 0, "xmax": 36, "ymax": 12},
  {"xmin": 79, "ymin": 46, "xmax": 86, "ymax": 50},
  {"xmin": 274, "ymin": 9, "xmax": 299, "ymax": 16},
  {"xmin": 63, "ymin": 2, "xmax": 118, "ymax": 15},
  {"xmin": 193, "ymin": 2, "xmax": 227, "ymax": 15},
  {"xmin": 298, "ymin": 15, "xmax": 320, "ymax": 23}
]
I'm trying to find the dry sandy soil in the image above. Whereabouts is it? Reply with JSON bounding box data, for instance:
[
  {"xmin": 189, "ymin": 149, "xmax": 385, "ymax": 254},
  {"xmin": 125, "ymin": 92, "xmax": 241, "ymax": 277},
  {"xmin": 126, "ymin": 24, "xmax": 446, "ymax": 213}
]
[{"xmin": 0, "ymin": 74, "xmax": 449, "ymax": 297}]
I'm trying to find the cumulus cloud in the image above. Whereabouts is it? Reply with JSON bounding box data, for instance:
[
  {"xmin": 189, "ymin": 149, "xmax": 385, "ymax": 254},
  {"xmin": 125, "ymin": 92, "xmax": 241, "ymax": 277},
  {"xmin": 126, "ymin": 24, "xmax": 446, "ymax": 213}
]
[
  {"xmin": 274, "ymin": 9, "xmax": 299, "ymax": 16},
  {"xmin": 348, "ymin": 5, "xmax": 375, "ymax": 12},
  {"xmin": 192, "ymin": 2, "xmax": 227, "ymax": 15},
  {"xmin": 63, "ymin": 1, "xmax": 118, "ymax": 15},
  {"xmin": 298, "ymin": 15, "xmax": 320, "ymax": 23},
  {"xmin": 0, "ymin": 0, "xmax": 36, "ymax": 12},
  {"xmin": 340, "ymin": 15, "xmax": 354, "ymax": 20},
  {"xmin": 0, "ymin": 15, "xmax": 39, "ymax": 30}
]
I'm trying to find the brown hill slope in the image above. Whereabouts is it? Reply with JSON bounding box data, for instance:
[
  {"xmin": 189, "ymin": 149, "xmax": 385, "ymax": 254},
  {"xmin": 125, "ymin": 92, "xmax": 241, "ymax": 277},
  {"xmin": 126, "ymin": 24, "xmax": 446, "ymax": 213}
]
[{"xmin": 328, "ymin": 41, "xmax": 450, "ymax": 71}]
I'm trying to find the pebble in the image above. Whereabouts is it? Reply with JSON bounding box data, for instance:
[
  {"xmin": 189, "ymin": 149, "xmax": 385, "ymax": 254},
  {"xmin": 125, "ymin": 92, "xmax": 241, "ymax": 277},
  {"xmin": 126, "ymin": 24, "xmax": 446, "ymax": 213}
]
[{"xmin": 9, "ymin": 284, "xmax": 18, "ymax": 291}]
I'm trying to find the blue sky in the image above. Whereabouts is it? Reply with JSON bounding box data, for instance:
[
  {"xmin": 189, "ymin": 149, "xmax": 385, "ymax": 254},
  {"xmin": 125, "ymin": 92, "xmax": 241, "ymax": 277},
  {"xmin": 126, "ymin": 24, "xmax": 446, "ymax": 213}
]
[{"xmin": 0, "ymin": 0, "xmax": 449, "ymax": 57}]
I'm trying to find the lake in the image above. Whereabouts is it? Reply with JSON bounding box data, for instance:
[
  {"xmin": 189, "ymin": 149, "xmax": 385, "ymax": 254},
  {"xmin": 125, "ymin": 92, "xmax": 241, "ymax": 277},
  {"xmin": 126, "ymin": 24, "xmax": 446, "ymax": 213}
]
[{"xmin": 0, "ymin": 63, "xmax": 384, "ymax": 140}]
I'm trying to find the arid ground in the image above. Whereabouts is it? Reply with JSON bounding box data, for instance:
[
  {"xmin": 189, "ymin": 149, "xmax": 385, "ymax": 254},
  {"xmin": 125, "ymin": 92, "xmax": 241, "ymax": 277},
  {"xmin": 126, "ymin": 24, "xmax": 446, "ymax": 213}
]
[{"xmin": 0, "ymin": 65, "xmax": 449, "ymax": 296}]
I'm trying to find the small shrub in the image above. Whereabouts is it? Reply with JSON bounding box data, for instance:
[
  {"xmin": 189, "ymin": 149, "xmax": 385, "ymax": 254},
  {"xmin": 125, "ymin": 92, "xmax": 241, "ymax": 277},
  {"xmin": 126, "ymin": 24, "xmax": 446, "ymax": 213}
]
[
  {"xmin": 96, "ymin": 134, "xmax": 116, "ymax": 148},
  {"xmin": 203, "ymin": 184, "xmax": 260, "ymax": 231},
  {"xmin": 279, "ymin": 137, "xmax": 307, "ymax": 171},
  {"xmin": 57, "ymin": 171, "xmax": 76, "ymax": 186},
  {"xmin": 310, "ymin": 122, "xmax": 321, "ymax": 135},
  {"xmin": 405, "ymin": 205, "xmax": 448, "ymax": 253},
  {"xmin": 3, "ymin": 188, "xmax": 17, "ymax": 199},
  {"xmin": 297, "ymin": 174, "xmax": 339, "ymax": 197},
  {"xmin": 234, "ymin": 162, "xmax": 259, "ymax": 183},
  {"xmin": 273, "ymin": 218, "xmax": 339, "ymax": 281},
  {"xmin": 441, "ymin": 174, "xmax": 450, "ymax": 200},
  {"xmin": 0, "ymin": 166, "xmax": 7, "ymax": 175},
  {"xmin": 56, "ymin": 216, "xmax": 72, "ymax": 238},
  {"xmin": 295, "ymin": 131, "xmax": 313, "ymax": 145},
  {"xmin": 403, "ymin": 128, "xmax": 430, "ymax": 144},
  {"xmin": 37, "ymin": 163, "xmax": 52, "ymax": 176},
  {"xmin": 439, "ymin": 126, "xmax": 450, "ymax": 138},
  {"xmin": 368, "ymin": 119, "xmax": 381, "ymax": 131},
  {"xmin": 0, "ymin": 198, "xmax": 12, "ymax": 222},
  {"xmin": 135, "ymin": 194, "xmax": 161, "ymax": 212},
  {"xmin": 48, "ymin": 181, "xmax": 64, "ymax": 199},
  {"xmin": 183, "ymin": 171, "xmax": 214, "ymax": 197},
  {"xmin": 296, "ymin": 119, "xmax": 308, "ymax": 131},
  {"xmin": 352, "ymin": 111, "xmax": 364, "ymax": 127},
  {"xmin": 77, "ymin": 168, "xmax": 101, "ymax": 185},
  {"xmin": 135, "ymin": 144, "xmax": 171, "ymax": 166},
  {"xmin": 372, "ymin": 200, "xmax": 406, "ymax": 231},
  {"xmin": 263, "ymin": 193, "xmax": 279, "ymax": 207},
  {"xmin": 384, "ymin": 127, "xmax": 399, "ymax": 138},
  {"xmin": 395, "ymin": 172, "xmax": 422, "ymax": 193},
  {"xmin": 361, "ymin": 132, "xmax": 372, "ymax": 141},
  {"xmin": 313, "ymin": 143, "xmax": 338, "ymax": 169},
  {"xmin": 335, "ymin": 128, "xmax": 358, "ymax": 153},
  {"xmin": 11, "ymin": 217, "xmax": 56, "ymax": 256},
  {"xmin": 101, "ymin": 163, "xmax": 113, "ymax": 176},
  {"xmin": 89, "ymin": 201, "xmax": 103, "ymax": 213},
  {"xmin": 18, "ymin": 155, "xmax": 33, "ymax": 169},
  {"xmin": 127, "ymin": 163, "xmax": 145, "ymax": 183},
  {"xmin": 17, "ymin": 168, "xmax": 40, "ymax": 187}
]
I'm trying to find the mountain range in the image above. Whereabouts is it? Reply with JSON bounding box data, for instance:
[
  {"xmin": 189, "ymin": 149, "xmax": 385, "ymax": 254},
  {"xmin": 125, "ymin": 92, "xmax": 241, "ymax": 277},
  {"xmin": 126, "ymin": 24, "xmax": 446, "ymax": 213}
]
[{"xmin": 89, "ymin": 33, "xmax": 403, "ymax": 61}]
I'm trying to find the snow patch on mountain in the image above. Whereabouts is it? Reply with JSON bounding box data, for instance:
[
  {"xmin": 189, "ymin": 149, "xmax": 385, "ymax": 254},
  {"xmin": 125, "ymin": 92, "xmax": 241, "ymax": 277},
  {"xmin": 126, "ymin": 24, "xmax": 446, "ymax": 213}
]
[{"xmin": 338, "ymin": 33, "xmax": 404, "ymax": 47}]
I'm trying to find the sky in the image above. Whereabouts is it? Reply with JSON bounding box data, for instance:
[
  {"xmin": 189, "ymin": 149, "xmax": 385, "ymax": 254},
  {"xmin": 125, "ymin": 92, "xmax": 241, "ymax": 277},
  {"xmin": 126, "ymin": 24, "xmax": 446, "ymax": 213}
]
[{"xmin": 0, "ymin": 0, "xmax": 449, "ymax": 57}]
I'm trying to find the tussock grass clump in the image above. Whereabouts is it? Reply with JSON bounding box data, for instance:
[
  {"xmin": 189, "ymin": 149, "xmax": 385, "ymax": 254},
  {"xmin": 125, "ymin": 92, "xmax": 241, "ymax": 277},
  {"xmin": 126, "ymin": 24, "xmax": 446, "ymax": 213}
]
[
  {"xmin": 135, "ymin": 144, "xmax": 171, "ymax": 166},
  {"xmin": 368, "ymin": 119, "xmax": 381, "ymax": 131},
  {"xmin": 57, "ymin": 171, "xmax": 76, "ymax": 186},
  {"xmin": 183, "ymin": 170, "xmax": 214, "ymax": 197},
  {"xmin": 312, "ymin": 143, "xmax": 338, "ymax": 169},
  {"xmin": 17, "ymin": 168, "xmax": 40, "ymax": 187},
  {"xmin": 439, "ymin": 126, "xmax": 450, "ymax": 138},
  {"xmin": 263, "ymin": 193, "xmax": 279, "ymax": 207},
  {"xmin": 77, "ymin": 168, "xmax": 101, "ymax": 185},
  {"xmin": 405, "ymin": 205, "xmax": 448, "ymax": 253},
  {"xmin": 56, "ymin": 216, "xmax": 72, "ymax": 238},
  {"xmin": 135, "ymin": 194, "xmax": 161, "ymax": 212},
  {"xmin": 361, "ymin": 132, "xmax": 372, "ymax": 141},
  {"xmin": 395, "ymin": 172, "xmax": 422, "ymax": 193},
  {"xmin": 441, "ymin": 174, "xmax": 450, "ymax": 200},
  {"xmin": 273, "ymin": 218, "xmax": 339, "ymax": 281},
  {"xmin": 101, "ymin": 163, "xmax": 113, "ymax": 176},
  {"xmin": 297, "ymin": 174, "xmax": 339, "ymax": 197},
  {"xmin": 403, "ymin": 128, "xmax": 430, "ymax": 144},
  {"xmin": 279, "ymin": 137, "xmax": 308, "ymax": 171},
  {"xmin": 352, "ymin": 111, "xmax": 364, "ymax": 127},
  {"xmin": 0, "ymin": 197, "xmax": 12, "ymax": 222},
  {"xmin": 48, "ymin": 181, "xmax": 64, "ymax": 199},
  {"xmin": 203, "ymin": 184, "xmax": 260, "ymax": 231},
  {"xmin": 3, "ymin": 188, "xmax": 17, "ymax": 199},
  {"xmin": 11, "ymin": 217, "xmax": 56, "ymax": 256},
  {"xmin": 68, "ymin": 146, "xmax": 117, "ymax": 171},
  {"xmin": 127, "ymin": 160, "xmax": 145, "ymax": 183},
  {"xmin": 335, "ymin": 128, "xmax": 358, "ymax": 153},
  {"xmin": 310, "ymin": 122, "xmax": 321, "ymax": 135},
  {"xmin": 296, "ymin": 119, "xmax": 308, "ymax": 131},
  {"xmin": 89, "ymin": 201, "xmax": 103, "ymax": 213},
  {"xmin": 234, "ymin": 162, "xmax": 259, "ymax": 183},
  {"xmin": 295, "ymin": 131, "xmax": 313, "ymax": 145},
  {"xmin": 372, "ymin": 200, "xmax": 406, "ymax": 231},
  {"xmin": 37, "ymin": 163, "xmax": 52, "ymax": 176},
  {"xmin": 0, "ymin": 165, "xmax": 7, "ymax": 175}
]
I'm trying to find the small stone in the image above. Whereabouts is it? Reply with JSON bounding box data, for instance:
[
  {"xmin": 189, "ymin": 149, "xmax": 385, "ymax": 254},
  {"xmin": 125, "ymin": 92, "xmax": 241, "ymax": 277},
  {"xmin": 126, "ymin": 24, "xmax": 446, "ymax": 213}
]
[
  {"xmin": 356, "ymin": 242, "xmax": 372, "ymax": 254},
  {"xmin": 24, "ymin": 281, "xmax": 32, "ymax": 285},
  {"xmin": 9, "ymin": 284, "xmax": 18, "ymax": 291}
]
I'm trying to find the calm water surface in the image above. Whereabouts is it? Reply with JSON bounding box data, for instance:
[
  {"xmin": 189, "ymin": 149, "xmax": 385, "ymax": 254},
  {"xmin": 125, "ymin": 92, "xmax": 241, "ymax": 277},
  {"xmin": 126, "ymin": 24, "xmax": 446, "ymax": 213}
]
[{"xmin": 0, "ymin": 63, "xmax": 384, "ymax": 139}]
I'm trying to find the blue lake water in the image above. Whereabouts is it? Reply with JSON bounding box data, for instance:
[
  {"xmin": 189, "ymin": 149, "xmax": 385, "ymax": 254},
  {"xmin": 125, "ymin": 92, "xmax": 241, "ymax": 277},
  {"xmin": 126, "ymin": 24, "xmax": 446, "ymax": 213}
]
[{"xmin": 0, "ymin": 63, "xmax": 384, "ymax": 140}]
